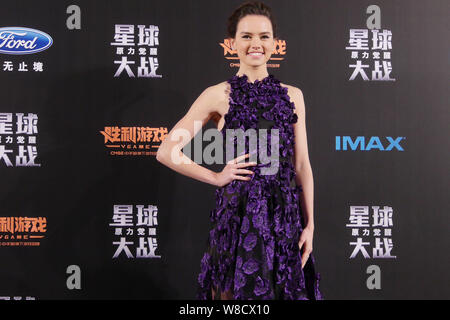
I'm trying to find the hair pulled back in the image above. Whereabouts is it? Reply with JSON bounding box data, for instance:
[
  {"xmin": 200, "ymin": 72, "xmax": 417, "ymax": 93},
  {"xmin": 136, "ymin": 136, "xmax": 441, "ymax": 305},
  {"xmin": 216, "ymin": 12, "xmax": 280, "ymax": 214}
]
[{"xmin": 227, "ymin": 1, "xmax": 278, "ymax": 40}]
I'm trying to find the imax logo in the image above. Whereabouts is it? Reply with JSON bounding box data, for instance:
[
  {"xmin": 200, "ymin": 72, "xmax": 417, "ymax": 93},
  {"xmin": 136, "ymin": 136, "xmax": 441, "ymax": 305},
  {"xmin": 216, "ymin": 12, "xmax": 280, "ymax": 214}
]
[
  {"xmin": 0, "ymin": 27, "xmax": 53, "ymax": 54},
  {"xmin": 336, "ymin": 136, "xmax": 405, "ymax": 151}
]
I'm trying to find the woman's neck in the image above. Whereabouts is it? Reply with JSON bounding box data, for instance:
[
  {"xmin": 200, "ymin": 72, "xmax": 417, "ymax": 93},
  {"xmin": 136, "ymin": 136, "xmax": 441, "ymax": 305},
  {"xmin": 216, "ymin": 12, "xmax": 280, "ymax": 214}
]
[{"xmin": 236, "ymin": 68, "xmax": 269, "ymax": 83}]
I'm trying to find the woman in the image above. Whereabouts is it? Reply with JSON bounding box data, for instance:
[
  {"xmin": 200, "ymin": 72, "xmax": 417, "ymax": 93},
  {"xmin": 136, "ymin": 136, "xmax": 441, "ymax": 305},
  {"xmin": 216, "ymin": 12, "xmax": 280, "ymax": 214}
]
[{"xmin": 156, "ymin": 1, "xmax": 322, "ymax": 300}]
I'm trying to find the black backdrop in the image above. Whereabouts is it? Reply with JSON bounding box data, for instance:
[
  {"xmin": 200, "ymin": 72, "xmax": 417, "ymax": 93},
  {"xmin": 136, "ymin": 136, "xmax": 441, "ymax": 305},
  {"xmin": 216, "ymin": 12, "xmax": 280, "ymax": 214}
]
[{"xmin": 0, "ymin": 0, "xmax": 448, "ymax": 299}]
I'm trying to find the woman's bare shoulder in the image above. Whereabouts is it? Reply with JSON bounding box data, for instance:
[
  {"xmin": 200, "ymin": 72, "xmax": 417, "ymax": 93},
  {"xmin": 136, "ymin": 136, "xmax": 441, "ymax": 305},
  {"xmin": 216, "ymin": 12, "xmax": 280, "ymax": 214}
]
[
  {"xmin": 193, "ymin": 81, "xmax": 230, "ymax": 120},
  {"xmin": 210, "ymin": 80, "xmax": 231, "ymax": 97},
  {"xmin": 280, "ymin": 82, "xmax": 303, "ymax": 97},
  {"xmin": 206, "ymin": 80, "xmax": 230, "ymax": 107},
  {"xmin": 200, "ymin": 81, "xmax": 229, "ymax": 100},
  {"xmin": 280, "ymin": 82, "xmax": 305, "ymax": 115}
]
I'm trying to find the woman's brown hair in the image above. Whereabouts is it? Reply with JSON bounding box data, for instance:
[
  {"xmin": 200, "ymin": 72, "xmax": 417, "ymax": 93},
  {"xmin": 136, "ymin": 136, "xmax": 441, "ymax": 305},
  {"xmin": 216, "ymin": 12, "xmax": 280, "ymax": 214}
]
[{"xmin": 227, "ymin": 1, "xmax": 278, "ymax": 40}]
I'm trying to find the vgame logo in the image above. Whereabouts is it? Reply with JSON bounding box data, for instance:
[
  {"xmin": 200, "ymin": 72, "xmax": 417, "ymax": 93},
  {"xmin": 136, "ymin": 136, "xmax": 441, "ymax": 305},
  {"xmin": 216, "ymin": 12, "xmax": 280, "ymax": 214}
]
[
  {"xmin": 100, "ymin": 125, "xmax": 168, "ymax": 156},
  {"xmin": 0, "ymin": 27, "xmax": 53, "ymax": 55},
  {"xmin": 0, "ymin": 216, "xmax": 47, "ymax": 246}
]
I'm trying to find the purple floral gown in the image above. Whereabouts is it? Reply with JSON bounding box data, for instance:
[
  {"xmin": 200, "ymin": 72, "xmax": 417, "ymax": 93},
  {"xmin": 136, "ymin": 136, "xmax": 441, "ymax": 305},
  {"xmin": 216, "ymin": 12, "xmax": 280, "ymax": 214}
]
[{"xmin": 197, "ymin": 74, "xmax": 323, "ymax": 300}]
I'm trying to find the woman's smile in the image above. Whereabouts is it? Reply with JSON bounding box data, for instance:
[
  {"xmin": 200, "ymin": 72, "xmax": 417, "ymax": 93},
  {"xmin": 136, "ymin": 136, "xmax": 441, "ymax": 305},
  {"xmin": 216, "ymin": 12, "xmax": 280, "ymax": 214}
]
[{"xmin": 248, "ymin": 52, "xmax": 264, "ymax": 58}]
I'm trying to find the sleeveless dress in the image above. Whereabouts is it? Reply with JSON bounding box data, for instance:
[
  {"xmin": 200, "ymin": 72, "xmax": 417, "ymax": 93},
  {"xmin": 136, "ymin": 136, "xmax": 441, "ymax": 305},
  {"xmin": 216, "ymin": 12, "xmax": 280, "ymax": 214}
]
[{"xmin": 196, "ymin": 73, "xmax": 323, "ymax": 300}]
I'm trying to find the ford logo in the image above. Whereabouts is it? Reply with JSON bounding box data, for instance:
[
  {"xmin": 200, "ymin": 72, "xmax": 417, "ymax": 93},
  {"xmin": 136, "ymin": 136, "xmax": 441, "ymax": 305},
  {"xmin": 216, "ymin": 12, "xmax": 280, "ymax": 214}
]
[{"xmin": 0, "ymin": 27, "xmax": 53, "ymax": 54}]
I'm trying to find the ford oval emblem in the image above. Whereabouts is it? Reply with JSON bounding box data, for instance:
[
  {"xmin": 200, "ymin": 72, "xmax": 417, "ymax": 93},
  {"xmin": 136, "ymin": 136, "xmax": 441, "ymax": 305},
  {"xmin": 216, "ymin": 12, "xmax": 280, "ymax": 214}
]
[{"xmin": 0, "ymin": 27, "xmax": 53, "ymax": 54}]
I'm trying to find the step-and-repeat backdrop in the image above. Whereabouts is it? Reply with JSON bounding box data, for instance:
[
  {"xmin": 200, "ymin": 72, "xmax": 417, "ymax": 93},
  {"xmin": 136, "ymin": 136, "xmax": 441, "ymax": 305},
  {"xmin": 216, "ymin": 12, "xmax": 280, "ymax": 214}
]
[{"xmin": 0, "ymin": 0, "xmax": 448, "ymax": 299}]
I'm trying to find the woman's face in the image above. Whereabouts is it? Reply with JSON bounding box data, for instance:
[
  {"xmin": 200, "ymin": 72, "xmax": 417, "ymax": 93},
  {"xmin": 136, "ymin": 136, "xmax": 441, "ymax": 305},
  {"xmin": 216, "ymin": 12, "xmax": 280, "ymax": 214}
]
[{"xmin": 231, "ymin": 15, "xmax": 276, "ymax": 67}]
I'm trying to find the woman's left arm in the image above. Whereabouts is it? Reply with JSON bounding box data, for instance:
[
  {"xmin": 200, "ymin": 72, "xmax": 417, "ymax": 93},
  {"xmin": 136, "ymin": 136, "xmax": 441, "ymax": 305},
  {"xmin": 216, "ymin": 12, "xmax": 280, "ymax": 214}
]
[{"xmin": 287, "ymin": 86, "xmax": 315, "ymax": 268}]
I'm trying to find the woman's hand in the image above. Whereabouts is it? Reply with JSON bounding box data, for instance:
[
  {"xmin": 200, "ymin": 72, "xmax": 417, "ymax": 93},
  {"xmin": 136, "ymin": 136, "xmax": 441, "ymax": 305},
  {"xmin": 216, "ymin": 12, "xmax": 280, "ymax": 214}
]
[
  {"xmin": 298, "ymin": 225, "xmax": 314, "ymax": 269},
  {"xmin": 214, "ymin": 153, "xmax": 257, "ymax": 188}
]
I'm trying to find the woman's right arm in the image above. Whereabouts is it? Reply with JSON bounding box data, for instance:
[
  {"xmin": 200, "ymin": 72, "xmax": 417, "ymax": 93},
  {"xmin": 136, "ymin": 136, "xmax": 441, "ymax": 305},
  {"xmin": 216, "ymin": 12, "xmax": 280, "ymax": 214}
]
[{"xmin": 156, "ymin": 84, "xmax": 256, "ymax": 187}]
